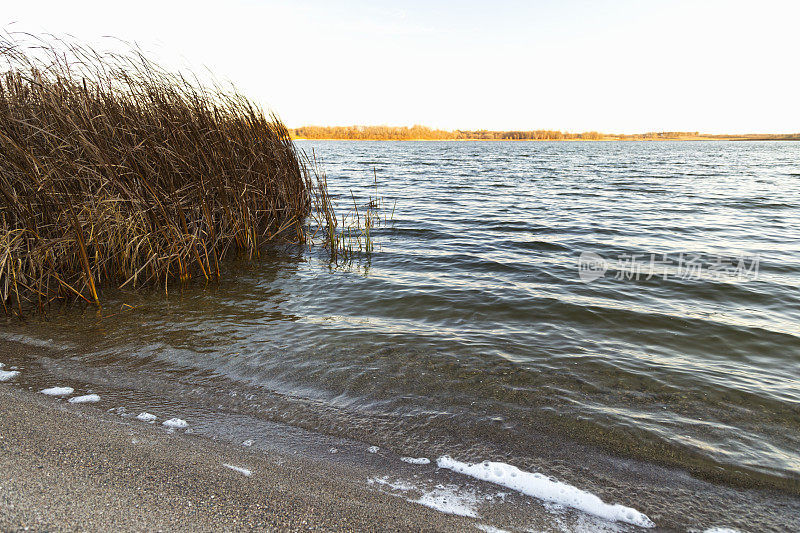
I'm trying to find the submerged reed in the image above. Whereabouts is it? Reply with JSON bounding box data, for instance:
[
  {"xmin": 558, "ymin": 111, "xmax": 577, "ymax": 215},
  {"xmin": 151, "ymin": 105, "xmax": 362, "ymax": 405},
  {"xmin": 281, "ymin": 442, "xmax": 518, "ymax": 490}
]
[
  {"xmin": 0, "ymin": 34, "xmax": 313, "ymax": 315},
  {"xmin": 308, "ymin": 157, "xmax": 394, "ymax": 264}
]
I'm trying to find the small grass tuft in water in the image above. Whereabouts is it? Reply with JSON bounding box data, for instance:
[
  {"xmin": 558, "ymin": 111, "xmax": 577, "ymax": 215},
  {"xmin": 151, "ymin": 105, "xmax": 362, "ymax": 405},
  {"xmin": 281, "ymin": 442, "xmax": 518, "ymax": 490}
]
[
  {"xmin": 308, "ymin": 159, "xmax": 394, "ymax": 264},
  {"xmin": 0, "ymin": 33, "xmax": 316, "ymax": 316}
]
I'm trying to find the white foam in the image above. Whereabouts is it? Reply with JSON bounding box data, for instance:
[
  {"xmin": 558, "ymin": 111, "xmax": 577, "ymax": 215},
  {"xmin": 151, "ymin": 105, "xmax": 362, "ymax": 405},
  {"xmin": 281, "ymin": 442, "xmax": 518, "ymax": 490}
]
[
  {"xmin": 475, "ymin": 525, "xmax": 511, "ymax": 533},
  {"xmin": 242, "ymin": 439, "xmax": 254, "ymax": 447},
  {"xmin": 68, "ymin": 394, "xmax": 100, "ymax": 403},
  {"xmin": 40, "ymin": 386, "xmax": 74, "ymax": 396},
  {"xmin": 413, "ymin": 485, "xmax": 478, "ymax": 517},
  {"xmin": 136, "ymin": 412, "xmax": 157, "ymax": 422},
  {"xmin": 223, "ymin": 463, "xmax": 252, "ymax": 477},
  {"xmin": 545, "ymin": 503, "xmax": 626, "ymax": 533},
  {"xmin": 0, "ymin": 369, "xmax": 20, "ymax": 381},
  {"xmin": 368, "ymin": 477, "xmax": 478, "ymax": 518},
  {"xmin": 703, "ymin": 529, "xmax": 740, "ymax": 533},
  {"xmin": 436, "ymin": 456, "xmax": 654, "ymax": 528},
  {"xmin": 368, "ymin": 445, "xmax": 380, "ymax": 453},
  {"xmin": 162, "ymin": 418, "xmax": 188, "ymax": 428},
  {"xmin": 401, "ymin": 456, "xmax": 431, "ymax": 465},
  {"xmin": 368, "ymin": 476, "xmax": 417, "ymax": 492}
]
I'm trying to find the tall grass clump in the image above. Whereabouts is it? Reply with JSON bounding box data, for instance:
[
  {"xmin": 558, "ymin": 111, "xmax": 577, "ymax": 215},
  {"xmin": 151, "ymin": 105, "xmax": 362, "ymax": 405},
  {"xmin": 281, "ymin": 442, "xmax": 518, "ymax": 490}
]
[{"xmin": 0, "ymin": 33, "xmax": 313, "ymax": 316}]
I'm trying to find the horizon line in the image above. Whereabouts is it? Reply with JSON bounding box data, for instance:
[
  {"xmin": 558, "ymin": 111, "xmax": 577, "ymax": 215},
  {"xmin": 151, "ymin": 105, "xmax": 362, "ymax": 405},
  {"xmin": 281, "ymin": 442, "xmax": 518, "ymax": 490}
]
[{"xmin": 289, "ymin": 125, "xmax": 800, "ymax": 141}]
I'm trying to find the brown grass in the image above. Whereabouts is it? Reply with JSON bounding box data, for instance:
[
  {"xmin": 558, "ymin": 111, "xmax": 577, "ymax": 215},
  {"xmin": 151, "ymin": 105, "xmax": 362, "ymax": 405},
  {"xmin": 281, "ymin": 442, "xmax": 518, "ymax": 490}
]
[{"xmin": 0, "ymin": 33, "xmax": 313, "ymax": 316}]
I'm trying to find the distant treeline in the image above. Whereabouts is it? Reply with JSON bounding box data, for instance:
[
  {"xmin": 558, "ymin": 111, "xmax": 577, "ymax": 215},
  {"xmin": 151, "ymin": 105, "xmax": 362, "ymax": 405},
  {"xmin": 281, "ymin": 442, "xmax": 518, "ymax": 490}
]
[
  {"xmin": 293, "ymin": 125, "xmax": 800, "ymax": 141},
  {"xmin": 294, "ymin": 125, "xmax": 611, "ymax": 140}
]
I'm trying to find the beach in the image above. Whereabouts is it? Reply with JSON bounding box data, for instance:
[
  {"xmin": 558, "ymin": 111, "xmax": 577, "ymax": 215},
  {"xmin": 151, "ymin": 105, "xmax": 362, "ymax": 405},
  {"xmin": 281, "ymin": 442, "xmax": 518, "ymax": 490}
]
[
  {"xmin": 3, "ymin": 345, "xmax": 799, "ymax": 532},
  {"xmin": 0, "ymin": 385, "xmax": 487, "ymax": 532}
]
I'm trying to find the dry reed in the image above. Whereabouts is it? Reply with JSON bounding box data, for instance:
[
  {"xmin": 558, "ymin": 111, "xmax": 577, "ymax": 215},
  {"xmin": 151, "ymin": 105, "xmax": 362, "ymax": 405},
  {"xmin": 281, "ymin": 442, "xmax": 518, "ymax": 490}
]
[{"xmin": 0, "ymin": 33, "xmax": 313, "ymax": 316}]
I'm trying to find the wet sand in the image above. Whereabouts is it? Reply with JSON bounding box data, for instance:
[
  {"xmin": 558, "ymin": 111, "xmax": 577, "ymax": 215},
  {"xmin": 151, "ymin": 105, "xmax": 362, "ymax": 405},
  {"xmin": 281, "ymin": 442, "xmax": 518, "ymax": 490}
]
[
  {"xmin": 0, "ymin": 386, "xmax": 481, "ymax": 532},
  {"xmin": 4, "ymin": 331, "xmax": 800, "ymax": 533}
]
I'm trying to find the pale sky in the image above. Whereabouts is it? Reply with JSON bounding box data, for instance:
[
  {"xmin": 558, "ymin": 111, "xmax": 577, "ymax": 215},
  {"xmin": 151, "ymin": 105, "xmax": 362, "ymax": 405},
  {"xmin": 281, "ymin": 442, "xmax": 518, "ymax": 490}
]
[{"xmin": 4, "ymin": 1, "xmax": 799, "ymax": 133}]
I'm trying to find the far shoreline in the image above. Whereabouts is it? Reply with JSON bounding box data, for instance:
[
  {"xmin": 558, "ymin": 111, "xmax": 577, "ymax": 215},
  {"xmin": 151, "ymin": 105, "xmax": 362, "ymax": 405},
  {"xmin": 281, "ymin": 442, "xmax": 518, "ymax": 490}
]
[
  {"xmin": 292, "ymin": 136, "xmax": 800, "ymax": 142},
  {"xmin": 291, "ymin": 126, "xmax": 800, "ymax": 142}
]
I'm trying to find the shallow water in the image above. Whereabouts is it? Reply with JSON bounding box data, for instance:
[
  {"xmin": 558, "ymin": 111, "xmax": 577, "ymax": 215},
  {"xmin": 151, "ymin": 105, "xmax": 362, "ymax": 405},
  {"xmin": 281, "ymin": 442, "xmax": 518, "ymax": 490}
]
[{"xmin": 2, "ymin": 140, "xmax": 800, "ymax": 524}]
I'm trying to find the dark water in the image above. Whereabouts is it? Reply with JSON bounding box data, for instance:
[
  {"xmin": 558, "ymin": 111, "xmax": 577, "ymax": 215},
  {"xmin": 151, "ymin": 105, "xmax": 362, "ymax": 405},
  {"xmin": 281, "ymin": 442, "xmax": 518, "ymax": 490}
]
[{"xmin": 3, "ymin": 141, "xmax": 800, "ymax": 523}]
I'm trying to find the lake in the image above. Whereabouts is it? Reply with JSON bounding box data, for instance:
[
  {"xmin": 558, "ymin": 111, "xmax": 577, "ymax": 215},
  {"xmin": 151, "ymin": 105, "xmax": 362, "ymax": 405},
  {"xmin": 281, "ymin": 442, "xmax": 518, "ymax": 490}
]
[{"xmin": 3, "ymin": 140, "xmax": 799, "ymax": 530}]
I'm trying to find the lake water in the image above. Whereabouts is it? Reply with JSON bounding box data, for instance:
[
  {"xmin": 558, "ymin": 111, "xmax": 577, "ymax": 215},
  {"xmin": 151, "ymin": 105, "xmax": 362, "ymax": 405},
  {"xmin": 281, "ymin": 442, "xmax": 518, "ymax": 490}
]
[{"xmin": 3, "ymin": 140, "xmax": 799, "ymax": 529}]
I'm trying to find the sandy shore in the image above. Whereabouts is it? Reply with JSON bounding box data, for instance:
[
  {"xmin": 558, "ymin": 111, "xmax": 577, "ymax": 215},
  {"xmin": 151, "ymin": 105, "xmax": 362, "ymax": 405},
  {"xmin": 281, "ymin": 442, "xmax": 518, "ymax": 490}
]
[
  {"xmin": 2, "ymin": 336, "xmax": 799, "ymax": 532},
  {"xmin": 0, "ymin": 386, "xmax": 482, "ymax": 532}
]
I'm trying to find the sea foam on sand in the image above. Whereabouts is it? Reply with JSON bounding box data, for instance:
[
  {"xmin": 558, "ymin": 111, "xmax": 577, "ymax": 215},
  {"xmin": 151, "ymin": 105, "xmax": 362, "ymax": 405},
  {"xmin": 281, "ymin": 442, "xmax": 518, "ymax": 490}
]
[
  {"xmin": 68, "ymin": 394, "xmax": 100, "ymax": 403},
  {"xmin": 0, "ymin": 369, "xmax": 20, "ymax": 381},
  {"xmin": 474, "ymin": 525, "xmax": 511, "ymax": 533},
  {"xmin": 368, "ymin": 477, "xmax": 478, "ymax": 518},
  {"xmin": 137, "ymin": 412, "xmax": 157, "ymax": 422},
  {"xmin": 223, "ymin": 464, "xmax": 252, "ymax": 477},
  {"xmin": 162, "ymin": 418, "xmax": 188, "ymax": 429},
  {"xmin": 401, "ymin": 456, "xmax": 431, "ymax": 465},
  {"xmin": 40, "ymin": 386, "xmax": 74, "ymax": 396},
  {"xmin": 414, "ymin": 485, "xmax": 478, "ymax": 517},
  {"xmin": 436, "ymin": 456, "xmax": 655, "ymax": 528}
]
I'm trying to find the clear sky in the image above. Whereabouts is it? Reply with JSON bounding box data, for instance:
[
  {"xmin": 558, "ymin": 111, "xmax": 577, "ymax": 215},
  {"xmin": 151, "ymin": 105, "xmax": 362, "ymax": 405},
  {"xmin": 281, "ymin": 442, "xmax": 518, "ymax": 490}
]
[{"xmin": 4, "ymin": 1, "xmax": 798, "ymax": 133}]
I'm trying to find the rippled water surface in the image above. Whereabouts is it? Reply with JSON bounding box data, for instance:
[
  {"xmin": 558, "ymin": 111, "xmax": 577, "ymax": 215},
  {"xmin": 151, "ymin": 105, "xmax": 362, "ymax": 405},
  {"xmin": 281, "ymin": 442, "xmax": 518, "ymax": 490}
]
[{"xmin": 5, "ymin": 141, "xmax": 800, "ymax": 495}]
